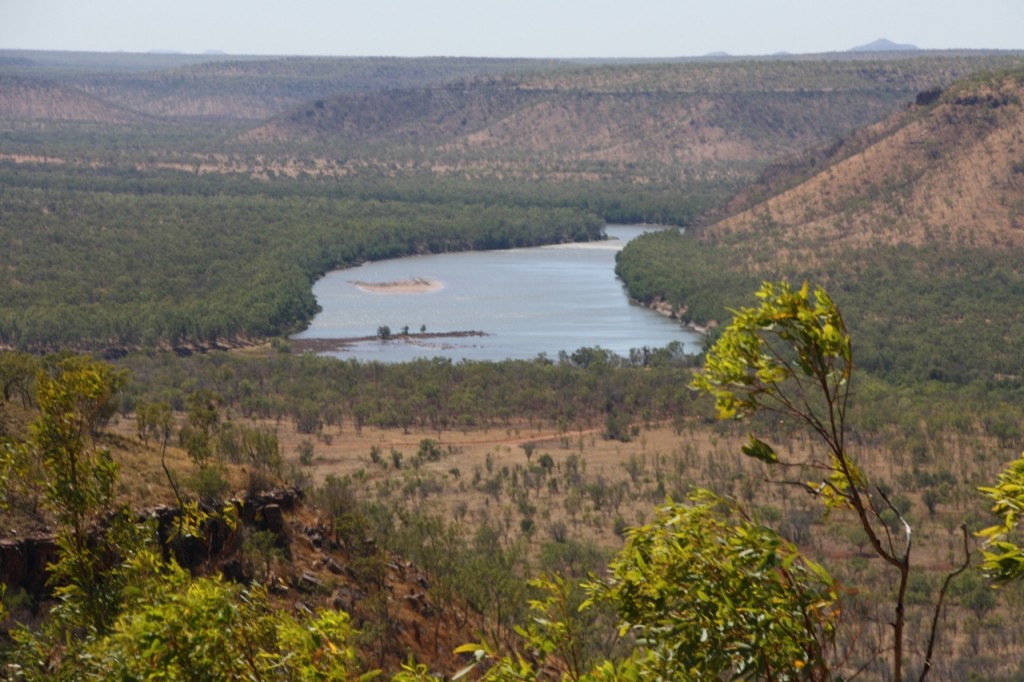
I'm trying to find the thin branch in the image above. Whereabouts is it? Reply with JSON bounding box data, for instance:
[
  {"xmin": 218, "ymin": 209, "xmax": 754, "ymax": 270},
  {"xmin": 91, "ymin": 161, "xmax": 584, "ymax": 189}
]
[
  {"xmin": 876, "ymin": 485, "xmax": 912, "ymax": 562},
  {"xmin": 846, "ymin": 647, "xmax": 889, "ymax": 682},
  {"xmin": 870, "ymin": 494, "xmax": 900, "ymax": 560},
  {"xmin": 917, "ymin": 524, "xmax": 971, "ymax": 682},
  {"xmin": 160, "ymin": 436, "xmax": 184, "ymax": 512},
  {"xmin": 875, "ymin": 484, "xmax": 911, "ymax": 682}
]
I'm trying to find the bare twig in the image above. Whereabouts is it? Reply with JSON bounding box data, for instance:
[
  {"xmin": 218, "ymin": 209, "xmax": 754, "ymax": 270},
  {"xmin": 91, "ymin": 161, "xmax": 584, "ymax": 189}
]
[{"xmin": 917, "ymin": 524, "xmax": 971, "ymax": 682}]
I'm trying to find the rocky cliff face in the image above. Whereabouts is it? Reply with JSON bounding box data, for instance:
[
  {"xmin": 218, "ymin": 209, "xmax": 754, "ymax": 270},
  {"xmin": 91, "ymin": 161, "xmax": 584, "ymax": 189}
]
[
  {"xmin": 0, "ymin": 486, "xmax": 476, "ymax": 676},
  {"xmin": 0, "ymin": 487, "xmax": 305, "ymax": 597},
  {"xmin": 0, "ymin": 535, "xmax": 58, "ymax": 596}
]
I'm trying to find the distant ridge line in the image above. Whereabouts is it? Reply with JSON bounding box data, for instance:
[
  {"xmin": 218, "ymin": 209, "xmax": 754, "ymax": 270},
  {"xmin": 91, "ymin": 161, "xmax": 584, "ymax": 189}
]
[{"xmin": 850, "ymin": 38, "xmax": 919, "ymax": 52}]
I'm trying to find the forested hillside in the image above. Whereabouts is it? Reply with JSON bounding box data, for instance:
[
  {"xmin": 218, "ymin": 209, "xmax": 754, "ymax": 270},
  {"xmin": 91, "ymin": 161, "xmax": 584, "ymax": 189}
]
[
  {"xmin": 617, "ymin": 67, "xmax": 1024, "ymax": 384},
  {"xmin": 0, "ymin": 51, "xmax": 556, "ymax": 122},
  {"xmin": 0, "ymin": 75, "xmax": 148, "ymax": 123},
  {"xmin": 5, "ymin": 52, "xmax": 1020, "ymax": 202},
  {"xmin": 250, "ymin": 56, "xmax": 1024, "ymax": 187}
]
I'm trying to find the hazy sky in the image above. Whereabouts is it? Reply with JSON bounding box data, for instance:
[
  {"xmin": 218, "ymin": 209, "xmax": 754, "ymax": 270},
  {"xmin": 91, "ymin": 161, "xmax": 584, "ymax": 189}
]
[{"xmin": 1, "ymin": 0, "xmax": 1021, "ymax": 58}]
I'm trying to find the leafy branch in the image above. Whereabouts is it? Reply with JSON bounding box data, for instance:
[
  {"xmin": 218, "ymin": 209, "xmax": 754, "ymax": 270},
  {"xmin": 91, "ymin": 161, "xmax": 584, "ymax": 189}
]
[{"xmin": 691, "ymin": 280, "xmax": 969, "ymax": 681}]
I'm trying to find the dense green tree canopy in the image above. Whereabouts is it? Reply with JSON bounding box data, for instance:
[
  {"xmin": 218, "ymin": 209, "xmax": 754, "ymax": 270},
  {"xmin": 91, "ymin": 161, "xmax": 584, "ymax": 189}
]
[
  {"xmin": 0, "ymin": 162, "xmax": 603, "ymax": 350},
  {"xmin": 617, "ymin": 229, "xmax": 1024, "ymax": 385}
]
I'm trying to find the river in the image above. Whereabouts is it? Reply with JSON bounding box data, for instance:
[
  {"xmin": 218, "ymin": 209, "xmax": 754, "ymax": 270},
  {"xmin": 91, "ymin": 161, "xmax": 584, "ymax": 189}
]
[{"xmin": 291, "ymin": 225, "xmax": 702, "ymax": 362}]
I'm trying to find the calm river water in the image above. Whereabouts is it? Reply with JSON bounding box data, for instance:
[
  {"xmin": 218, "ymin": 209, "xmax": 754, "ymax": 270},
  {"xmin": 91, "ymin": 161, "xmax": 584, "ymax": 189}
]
[{"xmin": 292, "ymin": 225, "xmax": 702, "ymax": 362}]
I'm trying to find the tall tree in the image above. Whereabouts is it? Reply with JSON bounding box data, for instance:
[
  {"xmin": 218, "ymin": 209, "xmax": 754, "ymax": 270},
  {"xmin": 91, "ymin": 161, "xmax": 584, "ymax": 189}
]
[
  {"xmin": 3, "ymin": 355, "xmax": 142, "ymax": 676},
  {"xmin": 691, "ymin": 281, "xmax": 969, "ymax": 681}
]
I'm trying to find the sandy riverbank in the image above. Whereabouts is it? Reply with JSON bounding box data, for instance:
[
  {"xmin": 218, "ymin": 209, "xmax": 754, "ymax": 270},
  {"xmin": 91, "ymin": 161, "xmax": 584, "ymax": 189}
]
[{"xmin": 349, "ymin": 277, "xmax": 443, "ymax": 294}]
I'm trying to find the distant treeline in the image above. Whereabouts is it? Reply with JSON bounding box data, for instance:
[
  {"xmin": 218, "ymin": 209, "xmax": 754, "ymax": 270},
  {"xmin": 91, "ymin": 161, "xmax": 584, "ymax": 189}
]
[
  {"xmin": 0, "ymin": 162, "xmax": 602, "ymax": 350},
  {"xmin": 116, "ymin": 345, "xmax": 701, "ymax": 441},
  {"xmin": 106, "ymin": 343, "xmax": 1024, "ymax": 451},
  {"xmin": 0, "ymin": 158, "xmax": 717, "ymax": 226}
]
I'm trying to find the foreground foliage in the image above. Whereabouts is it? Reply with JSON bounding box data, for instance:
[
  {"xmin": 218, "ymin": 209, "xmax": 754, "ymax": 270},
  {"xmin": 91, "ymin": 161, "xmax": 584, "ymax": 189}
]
[
  {"xmin": 0, "ymin": 357, "xmax": 379, "ymax": 680},
  {"xmin": 979, "ymin": 456, "xmax": 1024, "ymax": 583},
  {"xmin": 596, "ymin": 492, "xmax": 840, "ymax": 679},
  {"xmin": 449, "ymin": 491, "xmax": 838, "ymax": 681},
  {"xmin": 692, "ymin": 281, "xmax": 971, "ymax": 681},
  {"xmin": 82, "ymin": 556, "xmax": 375, "ymax": 681}
]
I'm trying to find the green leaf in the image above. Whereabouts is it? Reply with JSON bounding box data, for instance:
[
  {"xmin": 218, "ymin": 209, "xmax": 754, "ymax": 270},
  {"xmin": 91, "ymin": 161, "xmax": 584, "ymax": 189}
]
[{"xmin": 741, "ymin": 436, "xmax": 778, "ymax": 464}]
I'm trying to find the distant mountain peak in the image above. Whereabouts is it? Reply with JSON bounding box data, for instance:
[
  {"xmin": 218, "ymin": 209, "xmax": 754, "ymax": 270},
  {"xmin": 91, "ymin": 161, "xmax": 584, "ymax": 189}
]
[{"xmin": 850, "ymin": 38, "xmax": 919, "ymax": 52}]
